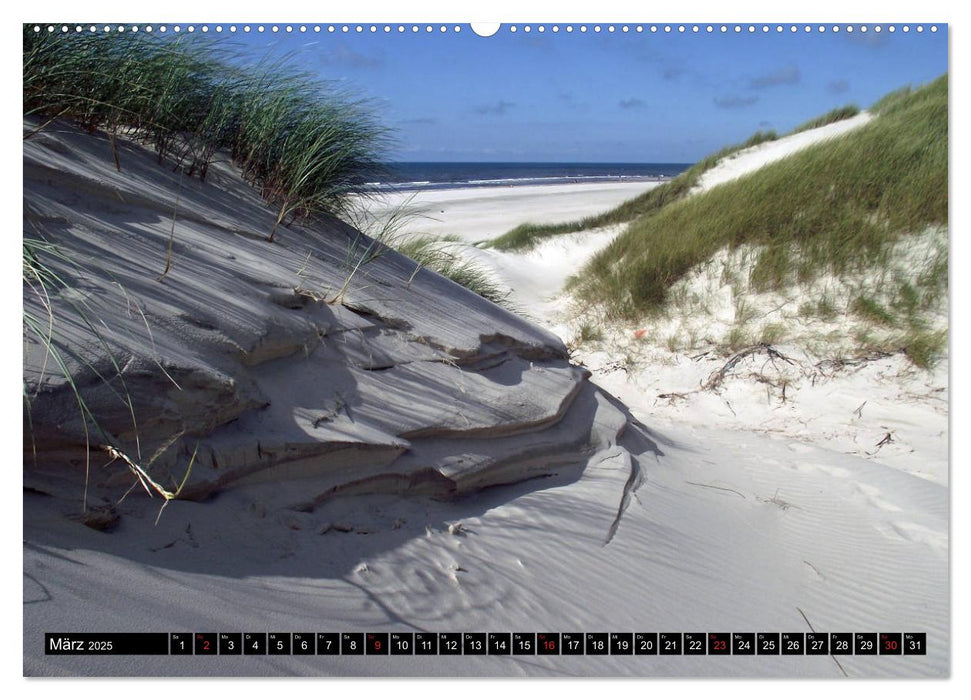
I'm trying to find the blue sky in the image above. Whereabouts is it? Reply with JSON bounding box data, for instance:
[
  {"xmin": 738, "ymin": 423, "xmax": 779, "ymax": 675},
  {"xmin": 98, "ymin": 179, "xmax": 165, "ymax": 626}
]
[{"xmin": 227, "ymin": 24, "xmax": 946, "ymax": 163}]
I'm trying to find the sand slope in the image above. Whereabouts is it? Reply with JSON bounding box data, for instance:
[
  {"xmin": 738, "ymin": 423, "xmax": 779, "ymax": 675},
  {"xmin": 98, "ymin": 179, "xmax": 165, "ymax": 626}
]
[
  {"xmin": 24, "ymin": 414, "xmax": 947, "ymax": 677},
  {"xmin": 23, "ymin": 120, "xmax": 645, "ymax": 507},
  {"xmin": 693, "ymin": 112, "xmax": 873, "ymax": 194}
]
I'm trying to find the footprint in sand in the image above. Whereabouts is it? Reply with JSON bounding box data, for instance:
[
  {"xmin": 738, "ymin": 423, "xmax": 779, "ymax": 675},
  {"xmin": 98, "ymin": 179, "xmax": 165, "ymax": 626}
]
[
  {"xmin": 412, "ymin": 567, "xmax": 439, "ymax": 595},
  {"xmin": 852, "ymin": 482, "xmax": 903, "ymax": 513},
  {"xmin": 796, "ymin": 462, "xmax": 852, "ymax": 479},
  {"xmin": 787, "ymin": 442, "xmax": 814, "ymax": 454},
  {"xmin": 888, "ymin": 521, "xmax": 947, "ymax": 555}
]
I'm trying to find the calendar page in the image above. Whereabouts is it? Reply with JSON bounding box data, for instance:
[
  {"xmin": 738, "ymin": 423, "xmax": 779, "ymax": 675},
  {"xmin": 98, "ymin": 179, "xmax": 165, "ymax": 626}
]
[{"xmin": 22, "ymin": 14, "xmax": 949, "ymax": 679}]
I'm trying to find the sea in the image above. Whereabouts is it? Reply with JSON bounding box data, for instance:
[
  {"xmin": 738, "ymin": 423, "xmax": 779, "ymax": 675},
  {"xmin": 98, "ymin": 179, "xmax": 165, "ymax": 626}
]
[{"xmin": 366, "ymin": 162, "xmax": 691, "ymax": 192}]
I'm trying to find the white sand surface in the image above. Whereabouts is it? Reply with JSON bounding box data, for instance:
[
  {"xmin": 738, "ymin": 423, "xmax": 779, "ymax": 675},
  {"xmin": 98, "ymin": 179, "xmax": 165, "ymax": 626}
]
[
  {"xmin": 462, "ymin": 225, "xmax": 627, "ymax": 321},
  {"xmin": 22, "ymin": 115, "xmax": 947, "ymax": 679},
  {"xmin": 574, "ymin": 343, "xmax": 948, "ymax": 485},
  {"xmin": 25, "ymin": 416, "xmax": 946, "ymax": 677},
  {"xmin": 693, "ymin": 112, "xmax": 873, "ymax": 194},
  {"xmin": 355, "ymin": 180, "xmax": 655, "ymax": 243}
]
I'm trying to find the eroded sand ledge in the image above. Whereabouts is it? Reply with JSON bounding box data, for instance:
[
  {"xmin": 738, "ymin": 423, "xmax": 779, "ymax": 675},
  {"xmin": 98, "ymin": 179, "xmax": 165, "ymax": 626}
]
[{"xmin": 23, "ymin": 119, "xmax": 651, "ymax": 517}]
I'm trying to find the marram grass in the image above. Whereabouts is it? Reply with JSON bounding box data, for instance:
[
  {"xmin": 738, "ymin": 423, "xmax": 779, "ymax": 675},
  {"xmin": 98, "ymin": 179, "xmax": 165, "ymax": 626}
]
[
  {"xmin": 487, "ymin": 103, "xmax": 865, "ymax": 253},
  {"xmin": 395, "ymin": 236, "xmax": 512, "ymax": 308},
  {"xmin": 23, "ymin": 27, "xmax": 387, "ymax": 235},
  {"xmin": 23, "ymin": 29, "xmax": 387, "ymax": 508},
  {"xmin": 570, "ymin": 76, "xmax": 947, "ymax": 321},
  {"xmin": 485, "ymin": 129, "xmax": 789, "ymax": 252},
  {"xmin": 789, "ymin": 104, "xmax": 860, "ymax": 135}
]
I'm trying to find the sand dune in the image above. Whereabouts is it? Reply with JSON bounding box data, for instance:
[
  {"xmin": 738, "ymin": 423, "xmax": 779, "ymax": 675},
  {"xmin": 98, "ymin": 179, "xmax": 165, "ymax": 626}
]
[
  {"xmin": 22, "ymin": 115, "xmax": 947, "ymax": 678},
  {"xmin": 693, "ymin": 112, "xmax": 873, "ymax": 194},
  {"xmin": 23, "ymin": 120, "xmax": 637, "ymax": 505}
]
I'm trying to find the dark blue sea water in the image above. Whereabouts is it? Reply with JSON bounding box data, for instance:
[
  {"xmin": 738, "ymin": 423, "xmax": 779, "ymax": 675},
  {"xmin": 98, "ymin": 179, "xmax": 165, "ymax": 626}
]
[{"xmin": 367, "ymin": 162, "xmax": 690, "ymax": 192}]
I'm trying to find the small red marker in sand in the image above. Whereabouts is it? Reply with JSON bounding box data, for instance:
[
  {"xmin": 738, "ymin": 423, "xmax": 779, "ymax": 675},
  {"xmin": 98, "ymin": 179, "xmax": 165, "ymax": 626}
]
[{"xmin": 633, "ymin": 329, "xmax": 647, "ymax": 339}]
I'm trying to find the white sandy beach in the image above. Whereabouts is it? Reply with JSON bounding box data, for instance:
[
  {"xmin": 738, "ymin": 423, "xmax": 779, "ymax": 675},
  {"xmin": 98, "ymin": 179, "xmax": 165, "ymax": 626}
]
[
  {"xmin": 22, "ymin": 114, "xmax": 948, "ymax": 679},
  {"xmin": 356, "ymin": 180, "xmax": 654, "ymax": 243}
]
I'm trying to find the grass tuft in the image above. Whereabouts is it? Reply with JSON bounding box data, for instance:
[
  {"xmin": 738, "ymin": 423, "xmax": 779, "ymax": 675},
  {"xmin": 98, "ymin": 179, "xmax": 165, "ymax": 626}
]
[
  {"xmin": 851, "ymin": 295, "xmax": 896, "ymax": 327},
  {"xmin": 23, "ymin": 27, "xmax": 387, "ymax": 238},
  {"xmin": 871, "ymin": 86, "xmax": 914, "ymax": 116},
  {"xmin": 572, "ymin": 322, "xmax": 604, "ymax": 347},
  {"xmin": 394, "ymin": 236, "xmax": 512, "ymax": 308},
  {"xmin": 789, "ymin": 105, "xmax": 860, "ymax": 134},
  {"xmin": 23, "ymin": 236, "xmax": 147, "ymax": 509},
  {"xmin": 899, "ymin": 330, "xmax": 947, "ymax": 369}
]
